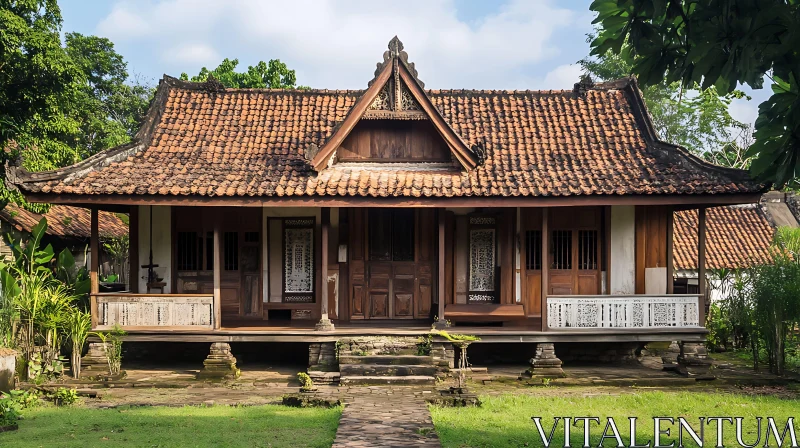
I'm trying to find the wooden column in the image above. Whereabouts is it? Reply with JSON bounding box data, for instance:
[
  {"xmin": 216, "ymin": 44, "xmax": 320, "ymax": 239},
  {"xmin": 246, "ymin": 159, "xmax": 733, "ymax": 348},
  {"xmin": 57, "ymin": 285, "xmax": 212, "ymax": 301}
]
[
  {"xmin": 213, "ymin": 218, "xmax": 222, "ymax": 330},
  {"xmin": 316, "ymin": 208, "xmax": 334, "ymax": 330},
  {"xmin": 90, "ymin": 208, "xmax": 99, "ymax": 328},
  {"xmin": 541, "ymin": 208, "xmax": 549, "ymax": 331},
  {"xmin": 129, "ymin": 205, "xmax": 139, "ymax": 293},
  {"xmin": 666, "ymin": 206, "xmax": 674, "ymax": 294},
  {"xmin": 436, "ymin": 209, "xmax": 446, "ymax": 327},
  {"xmin": 697, "ymin": 207, "xmax": 707, "ymax": 324}
]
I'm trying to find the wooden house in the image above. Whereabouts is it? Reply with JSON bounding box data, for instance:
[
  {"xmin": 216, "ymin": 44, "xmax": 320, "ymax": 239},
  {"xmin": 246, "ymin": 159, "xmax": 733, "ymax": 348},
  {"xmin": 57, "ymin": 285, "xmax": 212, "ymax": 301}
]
[{"xmin": 8, "ymin": 38, "xmax": 766, "ymax": 375}]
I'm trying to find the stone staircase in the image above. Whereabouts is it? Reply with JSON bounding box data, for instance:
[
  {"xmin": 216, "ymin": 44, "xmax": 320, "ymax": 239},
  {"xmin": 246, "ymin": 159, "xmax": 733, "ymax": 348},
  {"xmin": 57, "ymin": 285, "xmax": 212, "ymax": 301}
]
[{"xmin": 337, "ymin": 337, "xmax": 443, "ymax": 386}]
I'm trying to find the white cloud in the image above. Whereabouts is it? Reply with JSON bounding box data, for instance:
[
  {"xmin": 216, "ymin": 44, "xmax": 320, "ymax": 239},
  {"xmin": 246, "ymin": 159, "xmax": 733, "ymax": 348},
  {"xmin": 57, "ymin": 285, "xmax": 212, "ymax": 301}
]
[
  {"xmin": 96, "ymin": 0, "xmax": 582, "ymax": 89},
  {"xmin": 168, "ymin": 43, "xmax": 220, "ymax": 66},
  {"xmin": 96, "ymin": 5, "xmax": 152, "ymax": 39},
  {"xmin": 537, "ymin": 64, "xmax": 585, "ymax": 90}
]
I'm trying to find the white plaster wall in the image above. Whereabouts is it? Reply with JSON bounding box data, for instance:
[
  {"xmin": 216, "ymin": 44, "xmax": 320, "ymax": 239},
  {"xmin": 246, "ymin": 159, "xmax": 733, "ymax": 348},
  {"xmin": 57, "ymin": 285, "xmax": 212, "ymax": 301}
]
[
  {"xmin": 610, "ymin": 205, "xmax": 636, "ymax": 295},
  {"xmin": 263, "ymin": 207, "xmax": 322, "ymax": 303},
  {"xmin": 138, "ymin": 205, "xmax": 172, "ymax": 293}
]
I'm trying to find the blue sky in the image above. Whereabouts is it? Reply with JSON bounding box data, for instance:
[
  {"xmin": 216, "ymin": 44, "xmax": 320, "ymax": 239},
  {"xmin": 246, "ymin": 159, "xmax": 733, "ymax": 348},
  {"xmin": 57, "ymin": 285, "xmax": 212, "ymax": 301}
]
[{"xmin": 60, "ymin": 0, "xmax": 767, "ymax": 128}]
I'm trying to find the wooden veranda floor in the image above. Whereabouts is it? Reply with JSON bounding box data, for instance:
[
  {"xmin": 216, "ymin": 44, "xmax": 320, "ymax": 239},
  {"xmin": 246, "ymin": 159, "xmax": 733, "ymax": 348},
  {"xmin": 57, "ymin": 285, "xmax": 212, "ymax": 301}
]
[{"xmin": 114, "ymin": 319, "xmax": 707, "ymax": 343}]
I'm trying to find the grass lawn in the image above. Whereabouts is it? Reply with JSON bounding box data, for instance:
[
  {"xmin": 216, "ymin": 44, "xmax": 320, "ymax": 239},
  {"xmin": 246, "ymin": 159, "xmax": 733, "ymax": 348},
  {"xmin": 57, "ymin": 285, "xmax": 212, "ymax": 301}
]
[
  {"xmin": 0, "ymin": 404, "xmax": 341, "ymax": 448},
  {"xmin": 431, "ymin": 391, "xmax": 800, "ymax": 448}
]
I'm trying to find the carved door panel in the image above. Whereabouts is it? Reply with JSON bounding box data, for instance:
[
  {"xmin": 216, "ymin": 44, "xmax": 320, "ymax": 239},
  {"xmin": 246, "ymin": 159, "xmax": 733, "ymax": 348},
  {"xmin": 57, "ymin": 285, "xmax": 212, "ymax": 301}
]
[
  {"xmin": 368, "ymin": 262, "xmax": 391, "ymax": 319},
  {"xmin": 392, "ymin": 263, "xmax": 415, "ymax": 318}
]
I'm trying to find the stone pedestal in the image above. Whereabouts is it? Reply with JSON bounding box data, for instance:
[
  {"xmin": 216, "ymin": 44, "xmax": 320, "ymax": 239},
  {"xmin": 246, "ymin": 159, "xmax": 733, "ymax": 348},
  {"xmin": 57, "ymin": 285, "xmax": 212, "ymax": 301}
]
[
  {"xmin": 197, "ymin": 343, "xmax": 240, "ymax": 380},
  {"xmin": 314, "ymin": 317, "xmax": 335, "ymax": 331},
  {"xmin": 526, "ymin": 343, "xmax": 564, "ymax": 377},
  {"xmin": 81, "ymin": 343, "xmax": 110, "ymax": 373},
  {"xmin": 677, "ymin": 341, "xmax": 712, "ymax": 367}
]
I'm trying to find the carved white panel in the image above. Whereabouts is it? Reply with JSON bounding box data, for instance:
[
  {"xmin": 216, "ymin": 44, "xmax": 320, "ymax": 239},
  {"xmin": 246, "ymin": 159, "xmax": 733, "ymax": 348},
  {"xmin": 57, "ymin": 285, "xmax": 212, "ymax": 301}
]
[
  {"xmin": 97, "ymin": 295, "xmax": 213, "ymax": 328},
  {"xmin": 547, "ymin": 296, "xmax": 701, "ymax": 329},
  {"xmin": 284, "ymin": 228, "xmax": 314, "ymax": 293},
  {"xmin": 469, "ymin": 229, "xmax": 495, "ymax": 292}
]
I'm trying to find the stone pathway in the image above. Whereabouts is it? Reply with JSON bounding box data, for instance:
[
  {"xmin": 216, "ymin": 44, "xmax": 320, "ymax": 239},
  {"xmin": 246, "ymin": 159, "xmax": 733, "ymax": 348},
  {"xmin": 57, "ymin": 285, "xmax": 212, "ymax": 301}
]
[{"xmin": 332, "ymin": 387, "xmax": 440, "ymax": 448}]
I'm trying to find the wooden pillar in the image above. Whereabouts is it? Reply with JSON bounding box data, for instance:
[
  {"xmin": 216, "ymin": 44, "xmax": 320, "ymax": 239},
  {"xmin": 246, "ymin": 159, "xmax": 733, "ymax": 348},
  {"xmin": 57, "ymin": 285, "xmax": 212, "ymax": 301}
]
[
  {"xmin": 697, "ymin": 207, "xmax": 707, "ymax": 324},
  {"xmin": 666, "ymin": 206, "xmax": 674, "ymax": 294},
  {"xmin": 213, "ymin": 218, "xmax": 221, "ymax": 330},
  {"xmin": 316, "ymin": 208, "xmax": 334, "ymax": 331},
  {"xmin": 541, "ymin": 208, "xmax": 549, "ymax": 331},
  {"xmin": 129, "ymin": 205, "xmax": 139, "ymax": 293},
  {"xmin": 90, "ymin": 208, "xmax": 99, "ymax": 329},
  {"xmin": 436, "ymin": 209, "xmax": 446, "ymax": 328}
]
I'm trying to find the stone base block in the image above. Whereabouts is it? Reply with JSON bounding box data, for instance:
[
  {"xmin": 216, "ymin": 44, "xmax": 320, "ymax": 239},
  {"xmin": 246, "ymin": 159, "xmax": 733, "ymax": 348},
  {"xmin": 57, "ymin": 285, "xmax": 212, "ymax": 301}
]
[
  {"xmin": 527, "ymin": 343, "xmax": 564, "ymax": 377},
  {"xmin": 308, "ymin": 342, "xmax": 338, "ymax": 371},
  {"xmin": 81, "ymin": 343, "xmax": 110, "ymax": 373},
  {"xmin": 314, "ymin": 318, "xmax": 335, "ymax": 332},
  {"xmin": 0, "ymin": 349, "xmax": 17, "ymax": 392},
  {"xmin": 197, "ymin": 343, "xmax": 240, "ymax": 380},
  {"xmin": 677, "ymin": 341, "xmax": 712, "ymax": 367}
]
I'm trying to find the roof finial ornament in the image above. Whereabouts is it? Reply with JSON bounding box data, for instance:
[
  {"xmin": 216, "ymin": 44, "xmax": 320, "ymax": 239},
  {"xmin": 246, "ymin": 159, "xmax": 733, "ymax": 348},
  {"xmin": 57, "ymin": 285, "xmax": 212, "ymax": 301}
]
[
  {"xmin": 202, "ymin": 74, "xmax": 226, "ymax": 93},
  {"xmin": 368, "ymin": 36, "xmax": 425, "ymax": 88},
  {"xmin": 573, "ymin": 73, "xmax": 594, "ymax": 97}
]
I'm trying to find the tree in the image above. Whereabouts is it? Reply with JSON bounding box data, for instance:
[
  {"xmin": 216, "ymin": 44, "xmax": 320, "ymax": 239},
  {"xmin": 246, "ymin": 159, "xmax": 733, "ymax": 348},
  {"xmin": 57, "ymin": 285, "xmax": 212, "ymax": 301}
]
[
  {"xmin": 579, "ymin": 34, "xmax": 749, "ymax": 156},
  {"xmin": 180, "ymin": 58, "xmax": 299, "ymax": 89},
  {"xmin": 0, "ymin": 2, "xmax": 154, "ymax": 209},
  {"xmin": 590, "ymin": 0, "xmax": 800, "ymax": 187}
]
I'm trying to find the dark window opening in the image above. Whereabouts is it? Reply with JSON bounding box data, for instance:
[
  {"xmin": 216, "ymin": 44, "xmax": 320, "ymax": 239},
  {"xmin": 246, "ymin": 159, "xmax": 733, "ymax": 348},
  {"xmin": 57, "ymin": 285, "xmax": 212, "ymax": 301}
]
[
  {"xmin": 368, "ymin": 209, "xmax": 415, "ymax": 262},
  {"xmin": 177, "ymin": 232, "xmax": 200, "ymax": 270},
  {"xmin": 245, "ymin": 231, "xmax": 259, "ymax": 243},
  {"xmin": 552, "ymin": 230, "xmax": 572, "ymax": 270},
  {"xmin": 224, "ymin": 231, "xmax": 239, "ymax": 271},
  {"xmin": 578, "ymin": 230, "xmax": 598, "ymax": 270},
  {"xmin": 205, "ymin": 231, "xmax": 214, "ymax": 270},
  {"xmin": 525, "ymin": 230, "xmax": 542, "ymax": 270}
]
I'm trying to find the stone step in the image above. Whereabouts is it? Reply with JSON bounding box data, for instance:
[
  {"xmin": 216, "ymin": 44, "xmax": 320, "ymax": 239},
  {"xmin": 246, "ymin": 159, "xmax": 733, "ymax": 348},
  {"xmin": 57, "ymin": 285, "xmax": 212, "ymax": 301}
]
[
  {"xmin": 340, "ymin": 375, "xmax": 435, "ymax": 386},
  {"xmin": 338, "ymin": 355, "xmax": 435, "ymax": 366},
  {"xmin": 307, "ymin": 370, "xmax": 341, "ymax": 385},
  {"xmin": 340, "ymin": 364, "xmax": 439, "ymax": 377}
]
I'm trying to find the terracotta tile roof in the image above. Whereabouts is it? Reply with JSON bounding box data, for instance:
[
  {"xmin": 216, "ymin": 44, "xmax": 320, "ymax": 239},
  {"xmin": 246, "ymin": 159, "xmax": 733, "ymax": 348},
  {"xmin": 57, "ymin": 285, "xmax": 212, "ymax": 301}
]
[
  {"xmin": 673, "ymin": 206, "xmax": 775, "ymax": 270},
  {"xmin": 0, "ymin": 203, "xmax": 128, "ymax": 240},
  {"xmin": 9, "ymin": 39, "xmax": 763, "ymax": 200}
]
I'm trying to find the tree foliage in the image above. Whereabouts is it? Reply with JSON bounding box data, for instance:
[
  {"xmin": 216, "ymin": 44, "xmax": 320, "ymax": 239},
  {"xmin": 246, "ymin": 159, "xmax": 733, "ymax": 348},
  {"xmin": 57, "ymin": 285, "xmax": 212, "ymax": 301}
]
[
  {"xmin": 590, "ymin": 0, "xmax": 800, "ymax": 187},
  {"xmin": 0, "ymin": 1, "xmax": 154, "ymax": 210},
  {"xmin": 580, "ymin": 35, "xmax": 748, "ymax": 157},
  {"xmin": 180, "ymin": 58, "xmax": 299, "ymax": 89}
]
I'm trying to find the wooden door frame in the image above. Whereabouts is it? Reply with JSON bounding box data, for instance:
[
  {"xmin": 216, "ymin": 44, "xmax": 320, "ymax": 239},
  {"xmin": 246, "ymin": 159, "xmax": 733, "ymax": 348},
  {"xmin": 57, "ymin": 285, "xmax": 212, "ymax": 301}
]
[{"xmin": 546, "ymin": 207, "xmax": 602, "ymax": 295}]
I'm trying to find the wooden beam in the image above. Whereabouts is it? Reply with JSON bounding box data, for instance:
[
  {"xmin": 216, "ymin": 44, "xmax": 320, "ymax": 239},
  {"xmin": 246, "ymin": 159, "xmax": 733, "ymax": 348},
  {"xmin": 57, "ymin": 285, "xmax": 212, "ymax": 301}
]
[
  {"xmin": 697, "ymin": 207, "xmax": 707, "ymax": 325},
  {"xmin": 129, "ymin": 205, "xmax": 139, "ymax": 293},
  {"xmin": 541, "ymin": 208, "xmax": 549, "ymax": 331},
  {"xmin": 438, "ymin": 209, "xmax": 446, "ymax": 322},
  {"xmin": 320, "ymin": 207, "xmax": 330, "ymax": 320},
  {"xmin": 666, "ymin": 206, "xmax": 674, "ymax": 294},
  {"xmin": 604, "ymin": 205, "xmax": 612, "ymax": 295},
  {"xmin": 22, "ymin": 192, "xmax": 764, "ymax": 209},
  {"xmin": 90, "ymin": 208, "xmax": 100, "ymax": 328},
  {"xmin": 213, "ymin": 218, "xmax": 222, "ymax": 330}
]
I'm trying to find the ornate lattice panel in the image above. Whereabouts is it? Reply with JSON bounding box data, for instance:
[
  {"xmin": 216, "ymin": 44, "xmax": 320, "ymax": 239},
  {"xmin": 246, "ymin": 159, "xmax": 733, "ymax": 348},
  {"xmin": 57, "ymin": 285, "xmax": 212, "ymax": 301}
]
[
  {"xmin": 284, "ymin": 227, "xmax": 314, "ymax": 293},
  {"xmin": 546, "ymin": 296, "xmax": 701, "ymax": 329},
  {"xmin": 469, "ymin": 221, "xmax": 497, "ymax": 303},
  {"xmin": 96, "ymin": 295, "xmax": 213, "ymax": 328}
]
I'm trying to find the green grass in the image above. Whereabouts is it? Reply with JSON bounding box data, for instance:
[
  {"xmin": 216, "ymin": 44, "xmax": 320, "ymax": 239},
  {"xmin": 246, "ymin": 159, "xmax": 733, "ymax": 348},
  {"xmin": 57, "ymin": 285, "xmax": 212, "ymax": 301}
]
[
  {"xmin": 0, "ymin": 404, "xmax": 341, "ymax": 448},
  {"xmin": 431, "ymin": 392, "xmax": 800, "ymax": 447}
]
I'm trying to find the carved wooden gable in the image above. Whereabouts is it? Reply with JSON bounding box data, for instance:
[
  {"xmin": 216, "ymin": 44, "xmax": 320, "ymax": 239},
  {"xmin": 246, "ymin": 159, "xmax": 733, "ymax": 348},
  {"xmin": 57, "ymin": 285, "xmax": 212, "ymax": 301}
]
[{"xmin": 309, "ymin": 37, "xmax": 481, "ymax": 170}]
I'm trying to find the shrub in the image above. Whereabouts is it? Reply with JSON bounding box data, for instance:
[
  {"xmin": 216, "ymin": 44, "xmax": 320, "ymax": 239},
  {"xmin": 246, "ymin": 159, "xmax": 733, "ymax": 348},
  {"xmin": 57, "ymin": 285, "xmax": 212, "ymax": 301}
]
[
  {"xmin": 95, "ymin": 324, "xmax": 125, "ymax": 375},
  {"xmin": 297, "ymin": 372, "xmax": 314, "ymax": 391},
  {"xmin": 50, "ymin": 387, "xmax": 78, "ymax": 406},
  {"xmin": 0, "ymin": 394, "xmax": 20, "ymax": 427}
]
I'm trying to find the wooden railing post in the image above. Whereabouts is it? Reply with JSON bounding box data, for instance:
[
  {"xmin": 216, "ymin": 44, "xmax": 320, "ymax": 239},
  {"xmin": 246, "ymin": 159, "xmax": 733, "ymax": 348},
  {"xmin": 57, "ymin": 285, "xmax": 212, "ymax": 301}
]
[{"xmin": 435, "ymin": 209, "xmax": 446, "ymax": 327}]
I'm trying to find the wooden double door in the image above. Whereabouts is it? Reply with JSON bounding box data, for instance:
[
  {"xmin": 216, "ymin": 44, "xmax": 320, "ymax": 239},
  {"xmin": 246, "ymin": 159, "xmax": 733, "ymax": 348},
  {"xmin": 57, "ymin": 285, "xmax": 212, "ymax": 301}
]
[{"xmin": 349, "ymin": 208, "xmax": 435, "ymax": 320}]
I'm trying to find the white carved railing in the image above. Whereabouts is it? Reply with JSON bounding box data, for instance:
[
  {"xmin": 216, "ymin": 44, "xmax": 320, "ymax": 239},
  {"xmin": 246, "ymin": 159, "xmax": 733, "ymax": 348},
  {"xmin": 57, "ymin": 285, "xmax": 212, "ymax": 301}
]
[
  {"xmin": 547, "ymin": 295, "xmax": 701, "ymax": 329},
  {"xmin": 93, "ymin": 294, "xmax": 214, "ymax": 329}
]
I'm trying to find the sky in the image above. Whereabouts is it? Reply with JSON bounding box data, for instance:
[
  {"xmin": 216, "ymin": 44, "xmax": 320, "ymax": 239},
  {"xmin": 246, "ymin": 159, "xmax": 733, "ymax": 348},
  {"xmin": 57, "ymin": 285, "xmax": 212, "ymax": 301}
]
[{"xmin": 59, "ymin": 0, "xmax": 768, "ymax": 129}]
